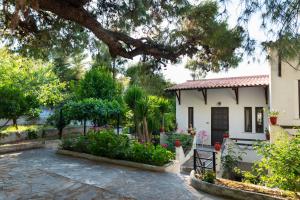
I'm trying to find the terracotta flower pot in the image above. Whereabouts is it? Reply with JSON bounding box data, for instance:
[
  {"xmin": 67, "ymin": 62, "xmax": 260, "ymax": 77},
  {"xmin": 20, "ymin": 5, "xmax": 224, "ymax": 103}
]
[
  {"xmin": 269, "ymin": 116, "xmax": 277, "ymax": 125},
  {"xmin": 159, "ymin": 127, "xmax": 165, "ymax": 133},
  {"xmin": 175, "ymin": 139, "xmax": 181, "ymax": 147},
  {"xmin": 214, "ymin": 142, "xmax": 221, "ymax": 151}
]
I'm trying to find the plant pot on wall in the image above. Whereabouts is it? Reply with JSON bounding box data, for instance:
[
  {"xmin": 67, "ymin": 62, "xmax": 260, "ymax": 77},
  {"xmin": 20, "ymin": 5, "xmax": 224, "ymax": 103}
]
[
  {"xmin": 223, "ymin": 132, "xmax": 229, "ymax": 138},
  {"xmin": 269, "ymin": 116, "xmax": 277, "ymax": 125},
  {"xmin": 175, "ymin": 139, "xmax": 181, "ymax": 147},
  {"xmin": 214, "ymin": 142, "xmax": 221, "ymax": 151}
]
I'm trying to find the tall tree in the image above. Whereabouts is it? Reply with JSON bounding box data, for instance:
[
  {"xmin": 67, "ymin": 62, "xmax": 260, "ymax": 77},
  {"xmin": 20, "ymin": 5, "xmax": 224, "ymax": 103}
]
[
  {"xmin": 124, "ymin": 85, "xmax": 145, "ymax": 140},
  {"xmin": 76, "ymin": 67, "xmax": 122, "ymax": 100},
  {"xmin": 0, "ymin": 48, "xmax": 65, "ymax": 128},
  {"xmin": 126, "ymin": 62, "xmax": 173, "ymax": 97},
  {"xmin": 91, "ymin": 41, "xmax": 126, "ymax": 79},
  {"xmin": 2, "ymin": 0, "xmax": 243, "ymax": 73}
]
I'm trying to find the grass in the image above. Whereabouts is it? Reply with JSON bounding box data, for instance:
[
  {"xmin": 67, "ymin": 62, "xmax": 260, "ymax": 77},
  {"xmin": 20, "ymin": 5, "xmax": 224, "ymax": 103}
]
[{"xmin": 0, "ymin": 125, "xmax": 54, "ymax": 135}]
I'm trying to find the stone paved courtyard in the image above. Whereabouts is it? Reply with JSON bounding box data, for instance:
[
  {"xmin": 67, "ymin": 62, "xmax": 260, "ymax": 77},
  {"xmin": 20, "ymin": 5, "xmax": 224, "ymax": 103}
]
[{"xmin": 0, "ymin": 142, "xmax": 225, "ymax": 200}]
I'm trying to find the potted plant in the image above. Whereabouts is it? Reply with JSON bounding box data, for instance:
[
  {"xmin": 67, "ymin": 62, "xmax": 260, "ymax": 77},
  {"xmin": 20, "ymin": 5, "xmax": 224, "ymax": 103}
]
[
  {"xmin": 223, "ymin": 131, "xmax": 229, "ymax": 138},
  {"xmin": 175, "ymin": 139, "xmax": 181, "ymax": 147},
  {"xmin": 214, "ymin": 142, "xmax": 221, "ymax": 151},
  {"xmin": 268, "ymin": 109, "xmax": 279, "ymax": 125},
  {"xmin": 188, "ymin": 124, "xmax": 196, "ymax": 136}
]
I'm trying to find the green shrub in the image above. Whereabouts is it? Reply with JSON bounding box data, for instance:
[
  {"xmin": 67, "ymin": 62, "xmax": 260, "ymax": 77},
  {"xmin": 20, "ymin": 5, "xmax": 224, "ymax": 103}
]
[
  {"xmin": 221, "ymin": 144, "xmax": 245, "ymax": 179},
  {"xmin": 61, "ymin": 130, "xmax": 174, "ymax": 166},
  {"xmin": 27, "ymin": 128, "xmax": 38, "ymax": 140},
  {"xmin": 166, "ymin": 133, "xmax": 193, "ymax": 153},
  {"xmin": 250, "ymin": 136, "xmax": 300, "ymax": 191},
  {"xmin": 61, "ymin": 137, "xmax": 75, "ymax": 150},
  {"xmin": 202, "ymin": 170, "xmax": 216, "ymax": 184}
]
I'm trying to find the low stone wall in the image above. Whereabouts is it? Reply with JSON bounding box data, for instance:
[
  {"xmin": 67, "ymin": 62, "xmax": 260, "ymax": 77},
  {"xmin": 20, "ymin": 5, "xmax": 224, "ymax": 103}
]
[
  {"xmin": 0, "ymin": 126, "xmax": 88, "ymax": 144},
  {"xmin": 0, "ymin": 141, "xmax": 45, "ymax": 154},
  {"xmin": 57, "ymin": 149, "xmax": 176, "ymax": 172},
  {"xmin": 190, "ymin": 170, "xmax": 284, "ymax": 200}
]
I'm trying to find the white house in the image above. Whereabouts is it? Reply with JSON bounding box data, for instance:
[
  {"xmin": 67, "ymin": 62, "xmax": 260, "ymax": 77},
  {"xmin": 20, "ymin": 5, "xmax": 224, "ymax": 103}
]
[{"xmin": 167, "ymin": 49, "xmax": 300, "ymax": 146}]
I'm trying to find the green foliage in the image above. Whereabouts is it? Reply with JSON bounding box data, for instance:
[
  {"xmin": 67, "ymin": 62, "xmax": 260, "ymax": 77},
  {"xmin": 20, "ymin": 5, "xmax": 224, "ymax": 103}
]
[
  {"xmin": 242, "ymin": 170, "xmax": 261, "ymax": 185},
  {"xmin": 27, "ymin": 128, "xmax": 38, "ymax": 140},
  {"xmin": 0, "ymin": 86, "xmax": 39, "ymax": 124},
  {"xmin": 124, "ymin": 85, "xmax": 145, "ymax": 111},
  {"xmin": 3, "ymin": 1, "xmax": 244, "ymax": 72},
  {"xmin": 221, "ymin": 144, "xmax": 244, "ymax": 179},
  {"xmin": 47, "ymin": 107, "xmax": 71, "ymax": 137},
  {"xmin": 52, "ymin": 52, "xmax": 86, "ymax": 84},
  {"xmin": 0, "ymin": 49, "xmax": 65, "ymax": 125},
  {"xmin": 61, "ymin": 130, "xmax": 174, "ymax": 166},
  {"xmin": 222, "ymin": 0, "xmax": 300, "ymax": 58},
  {"xmin": 166, "ymin": 134, "xmax": 193, "ymax": 153},
  {"xmin": 65, "ymin": 98, "xmax": 125, "ymax": 127},
  {"xmin": 125, "ymin": 63, "xmax": 174, "ymax": 97},
  {"xmin": 250, "ymin": 137, "xmax": 300, "ymax": 191},
  {"xmin": 0, "ymin": 125, "xmax": 43, "ymax": 134},
  {"xmin": 128, "ymin": 141, "xmax": 174, "ymax": 166},
  {"xmin": 202, "ymin": 170, "xmax": 216, "ymax": 184},
  {"xmin": 76, "ymin": 67, "xmax": 121, "ymax": 100}
]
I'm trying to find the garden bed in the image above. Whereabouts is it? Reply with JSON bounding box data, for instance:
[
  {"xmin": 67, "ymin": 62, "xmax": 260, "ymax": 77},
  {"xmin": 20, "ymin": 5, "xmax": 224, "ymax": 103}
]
[
  {"xmin": 60, "ymin": 130, "xmax": 175, "ymax": 168},
  {"xmin": 190, "ymin": 170, "xmax": 299, "ymax": 200},
  {"xmin": 57, "ymin": 149, "xmax": 175, "ymax": 172}
]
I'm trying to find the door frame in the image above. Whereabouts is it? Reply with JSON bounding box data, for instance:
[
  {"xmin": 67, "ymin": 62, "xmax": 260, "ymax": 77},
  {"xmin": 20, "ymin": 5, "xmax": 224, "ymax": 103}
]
[{"xmin": 211, "ymin": 107, "xmax": 229, "ymax": 146}]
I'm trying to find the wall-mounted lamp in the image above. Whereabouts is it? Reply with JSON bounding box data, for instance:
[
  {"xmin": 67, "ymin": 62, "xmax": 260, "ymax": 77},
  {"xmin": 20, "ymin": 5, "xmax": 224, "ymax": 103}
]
[{"xmin": 217, "ymin": 102, "xmax": 222, "ymax": 106}]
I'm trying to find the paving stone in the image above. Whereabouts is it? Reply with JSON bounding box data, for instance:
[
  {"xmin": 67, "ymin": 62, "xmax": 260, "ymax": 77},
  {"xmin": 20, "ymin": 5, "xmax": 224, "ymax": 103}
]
[{"xmin": 0, "ymin": 144, "xmax": 225, "ymax": 200}]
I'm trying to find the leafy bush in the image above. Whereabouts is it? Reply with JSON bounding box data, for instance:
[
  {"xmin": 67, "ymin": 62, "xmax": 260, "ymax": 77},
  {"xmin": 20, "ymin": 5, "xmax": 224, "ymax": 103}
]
[
  {"xmin": 248, "ymin": 136, "xmax": 300, "ymax": 191},
  {"xmin": 202, "ymin": 170, "xmax": 216, "ymax": 184},
  {"xmin": 221, "ymin": 144, "xmax": 244, "ymax": 179},
  {"xmin": 166, "ymin": 133, "xmax": 193, "ymax": 153},
  {"xmin": 61, "ymin": 130, "xmax": 174, "ymax": 166},
  {"xmin": 27, "ymin": 128, "xmax": 38, "ymax": 140}
]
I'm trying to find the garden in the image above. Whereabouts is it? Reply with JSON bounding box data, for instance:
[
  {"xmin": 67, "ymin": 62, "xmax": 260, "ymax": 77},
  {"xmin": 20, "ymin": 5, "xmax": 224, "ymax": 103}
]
[
  {"xmin": 0, "ymin": 48, "xmax": 192, "ymax": 167},
  {"xmin": 193, "ymin": 131, "xmax": 300, "ymax": 199}
]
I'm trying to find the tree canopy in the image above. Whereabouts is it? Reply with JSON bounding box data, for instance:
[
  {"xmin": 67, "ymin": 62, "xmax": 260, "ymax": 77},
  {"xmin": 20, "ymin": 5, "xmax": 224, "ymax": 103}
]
[
  {"xmin": 0, "ymin": 48, "xmax": 65, "ymax": 127},
  {"xmin": 76, "ymin": 67, "xmax": 122, "ymax": 100},
  {"xmin": 1, "ymin": 0, "xmax": 244, "ymax": 73},
  {"xmin": 126, "ymin": 62, "xmax": 173, "ymax": 97},
  {"xmin": 221, "ymin": 0, "xmax": 300, "ymax": 58}
]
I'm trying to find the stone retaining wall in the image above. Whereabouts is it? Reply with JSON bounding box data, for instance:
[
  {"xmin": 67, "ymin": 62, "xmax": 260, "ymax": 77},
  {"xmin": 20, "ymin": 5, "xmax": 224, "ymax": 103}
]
[
  {"xmin": 0, "ymin": 126, "xmax": 88, "ymax": 144},
  {"xmin": 0, "ymin": 141, "xmax": 45, "ymax": 154},
  {"xmin": 190, "ymin": 170, "xmax": 284, "ymax": 200}
]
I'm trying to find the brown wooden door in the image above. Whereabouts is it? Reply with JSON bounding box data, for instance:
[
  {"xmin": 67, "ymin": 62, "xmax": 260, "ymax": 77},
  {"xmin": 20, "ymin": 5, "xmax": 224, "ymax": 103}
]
[{"xmin": 211, "ymin": 107, "xmax": 229, "ymax": 146}]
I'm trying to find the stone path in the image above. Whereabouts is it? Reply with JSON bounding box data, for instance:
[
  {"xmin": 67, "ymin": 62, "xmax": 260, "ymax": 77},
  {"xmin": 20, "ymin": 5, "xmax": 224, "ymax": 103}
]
[{"xmin": 0, "ymin": 141, "xmax": 225, "ymax": 200}]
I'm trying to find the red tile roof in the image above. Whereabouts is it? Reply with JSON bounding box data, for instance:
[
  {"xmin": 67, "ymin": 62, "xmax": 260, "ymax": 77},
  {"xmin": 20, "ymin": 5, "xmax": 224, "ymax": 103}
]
[{"xmin": 166, "ymin": 75, "xmax": 269, "ymax": 91}]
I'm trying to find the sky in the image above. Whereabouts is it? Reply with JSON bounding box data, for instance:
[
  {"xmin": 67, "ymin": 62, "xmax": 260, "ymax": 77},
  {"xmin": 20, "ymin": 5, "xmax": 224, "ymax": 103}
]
[{"xmin": 163, "ymin": 1, "xmax": 270, "ymax": 83}]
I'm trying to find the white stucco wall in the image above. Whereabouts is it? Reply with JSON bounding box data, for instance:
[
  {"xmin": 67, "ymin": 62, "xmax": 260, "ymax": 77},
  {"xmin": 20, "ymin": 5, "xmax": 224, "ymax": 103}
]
[
  {"xmin": 269, "ymin": 50, "xmax": 300, "ymax": 126},
  {"xmin": 176, "ymin": 87, "xmax": 268, "ymax": 145}
]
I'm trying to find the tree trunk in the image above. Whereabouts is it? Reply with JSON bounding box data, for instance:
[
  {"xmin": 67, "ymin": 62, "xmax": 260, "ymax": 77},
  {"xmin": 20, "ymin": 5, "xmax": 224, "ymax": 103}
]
[
  {"xmin": 112, "ymin": 58, "xmax": 116, "ymax": 80},
  {"xmin": 83, "ymin": 119, "xmax": 87, "ymax": 136},
  {"xmin": 137, "ymin": 122, "xmax": 143, "ymax": 142},
  {"xmin": 143, "ymin": 117, "xmax": 149, "ymax": 143},
  {"xmin": 161, "ymin": 114, "xmax": 165, "ymax": 132},
  {"xmin": 117, "ymin": 113, "xmax": 120, "ymax": 135},
  {"xmin": 13, "ymin": 118, "xmax": 18, "ymax": 130},
  {"xmin": 58, "ymin": 128, "xmax": 63, "ymax": 139}
]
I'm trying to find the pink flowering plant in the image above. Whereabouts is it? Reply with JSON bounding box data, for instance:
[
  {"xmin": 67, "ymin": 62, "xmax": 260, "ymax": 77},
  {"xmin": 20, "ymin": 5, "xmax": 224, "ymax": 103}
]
[{"xmin": 197, "ymin": 130, "xmax": 208, "ymax": 147}]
